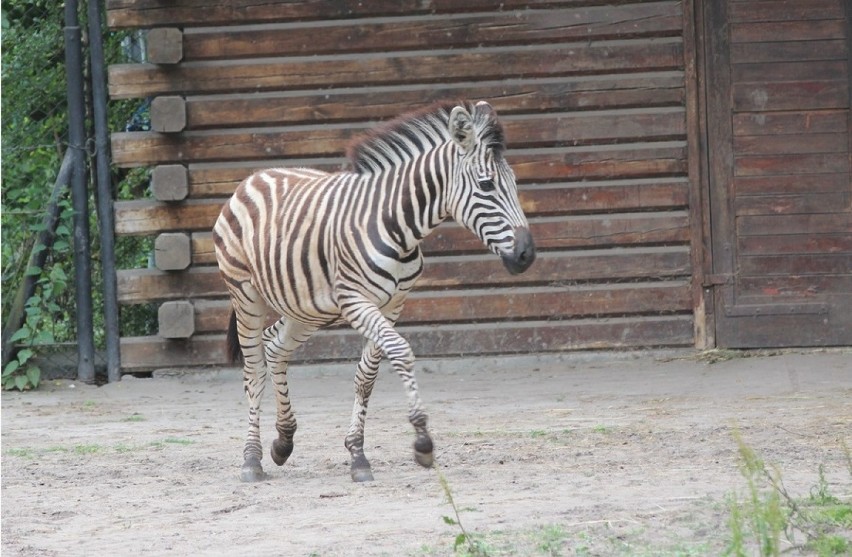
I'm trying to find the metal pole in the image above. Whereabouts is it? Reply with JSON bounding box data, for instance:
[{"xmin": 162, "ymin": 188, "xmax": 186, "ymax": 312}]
[
  {"xmin": 64, "ymin": 0, "xmax": 96, "ymax": 383},
  {"xmin": 88, "ymin": 0, "xmax": 122, "ymax": 382}
]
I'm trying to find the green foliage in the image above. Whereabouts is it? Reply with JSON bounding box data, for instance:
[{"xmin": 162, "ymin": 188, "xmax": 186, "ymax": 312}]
[
  {"xmin": 3, "ymin": 198, "xmax": 76, "ymax": 390},
  {"xmin": 2, "ymin": 2, "xmax": 159, "ymax": 385},
  {"xmin": 726, "ymin": 432, "xmax": 852, "ymax": 556}
]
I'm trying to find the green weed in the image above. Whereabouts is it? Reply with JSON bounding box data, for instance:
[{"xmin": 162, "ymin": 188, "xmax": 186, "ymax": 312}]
[{"xmin": 726, "ymin": 432, "xmax": 852, "ymax": 556}]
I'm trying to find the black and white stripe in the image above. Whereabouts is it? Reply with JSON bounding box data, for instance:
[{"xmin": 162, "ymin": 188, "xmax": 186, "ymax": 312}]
[{"xmin": 213, "ymin": 100, "xmax": 535, "ymax": 482}]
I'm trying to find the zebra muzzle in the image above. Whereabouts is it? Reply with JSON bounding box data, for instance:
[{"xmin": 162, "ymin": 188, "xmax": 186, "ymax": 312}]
[{"xmin": 501, "ymin": 226, "xmax": 536, "ymax": 275}]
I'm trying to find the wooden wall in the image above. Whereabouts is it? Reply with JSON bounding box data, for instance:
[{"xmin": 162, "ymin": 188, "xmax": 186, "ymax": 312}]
[
  {"xmin": 702, "ymin": 0, "xmax": 851, "ymax": 347},
  {"xmin": 106, "ymin": 0, "xmax": 696, "ymax": 372}
]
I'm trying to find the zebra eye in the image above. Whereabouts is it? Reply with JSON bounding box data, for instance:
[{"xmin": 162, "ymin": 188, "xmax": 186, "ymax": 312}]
[{"xmin": 478, "ymin": 177, "xmax": 496, "ymax": 192}]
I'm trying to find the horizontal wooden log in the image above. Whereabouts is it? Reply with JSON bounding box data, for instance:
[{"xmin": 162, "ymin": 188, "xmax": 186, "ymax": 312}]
[
  {"xmin": 730, "ymin": 40, "xmax": 847, "ymax": 64},
  {"xmin": 111, "ymin": 108, "xmax": 686, "ymax": 167},
  {"xmin": 728, "ymin": 0, "xmax": 844, "ymax": 23},
  {"xmin": 734, "ymin": 174, "xmax": 850, "ymax": 196},
  {"xmin": 738, "ymin": 233, "xmax": 852, "ymax": 256},
  {"xmin": 108, "ymin": 39, "xmax": 684, "ymax": 98},
  {"xmin": 737, "ymin": 214, "xmax": 852, "ymax": 236},
  {"xmin": 115, "ymin": 199, "xmax": 222, "ymax": 235},
  {"xmin": 739, "ymin": 254, "xmax": 852, "ymax": 277},
  {"xmin": 737, "ymin": 275, "xmax": 852, "ymax": 299},
  {"xmin": 186, "ymin": 180, "xmax": 687, "ymax": 260},
  {"xmin": 116, "ymin": 173, "xmax": 689, "ymax": 237},
  {"xmin": 183, "ymin": 74, "xmax": 685, "ymax": 130},
  {"xmin": 734, "ymin": 153, "xmax": 848, "ymax": 177},
  {"xmin": 732, "ymin": 81, "xmax": 849, "ymax": 112},
  {"xmin": 118, "ymin": 246, "xmax": 692, "ymax": 304},
  {"xmin": 181, "ymin": 3, "xmax": 681, "ymax": 60},
  {"xmin": 734, "ymin": 192, "xmax": 851, "ymax": 216},
  {"xmin": 190, "ymin": 281, "xmax": 691, "ymax": 333},
  {"xmin": 119, "ymin": 315, "xmax": 696, "ymax": 371},
  {"xmin": 731, "ymin": 61, "xmax": 847, "ymax": 84},
  {"xmin": 733, "ymin": 133, "xmax": 848, "ymax": 156},
  {"xmin": 730, "ymin": 20, "xmax": 846, "ymax": 43},
  {"xmin": 733, "ymin": 110, "xmax": 849, "ymax": 136},
  {"xmin": 182, "ymin": 144, "xmax": 688, "ymax": 198},
  {"xmin": 106, "ymin": 0, "xmax": 678, "ymax": 29}
]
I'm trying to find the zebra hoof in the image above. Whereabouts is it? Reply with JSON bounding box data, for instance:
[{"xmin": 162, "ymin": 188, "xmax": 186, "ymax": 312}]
[
  {"xmin": 414, "ymin": 436, "xmax": 434, "ymax": 468},
  {"xmin": 350, "ymin": 453, "xmax": 374, "ymax": 482},
  {"xmin": 270, "ymin": 439, "xmax": 293, "ymax": 466},
  {"xmin": 351, "ymin": 467, "xmax": 375, "ymax": 482},
  {"xmin": 240, "ymin": 457, "xmax": 267, "ymax": 482}
]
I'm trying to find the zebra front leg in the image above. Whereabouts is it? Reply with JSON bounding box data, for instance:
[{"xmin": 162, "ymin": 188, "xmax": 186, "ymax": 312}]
[
  {"xmin": 340, "ymin": 300, "xmax": 433, "ymax": 471},
  {"xmin": 263, "ymin": 318, "xmax": 317, "ymax": 469},
  {"xmin": 345, "ymin": 341, "xmax": 382, "ymax": 482}
]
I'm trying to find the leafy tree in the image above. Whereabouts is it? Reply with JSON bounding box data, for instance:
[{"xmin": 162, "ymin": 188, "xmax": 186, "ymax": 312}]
[{"xmin": 2, "ymin": 1, "xmax": 156, "ymax": 389}]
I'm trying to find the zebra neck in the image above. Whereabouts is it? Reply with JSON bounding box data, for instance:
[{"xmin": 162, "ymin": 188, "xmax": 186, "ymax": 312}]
[{"xmin": 372, "ymin": 152, "xmax": 450, "ymax": 254}]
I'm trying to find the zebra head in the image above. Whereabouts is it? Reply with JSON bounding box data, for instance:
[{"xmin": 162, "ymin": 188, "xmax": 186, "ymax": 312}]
[{"xmin": 446, "ymin": 101, "xmax": 536, "ymax": 275}]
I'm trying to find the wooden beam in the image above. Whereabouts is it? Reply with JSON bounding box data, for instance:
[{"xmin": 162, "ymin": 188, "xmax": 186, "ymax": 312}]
[
  {"xmin": 108, "ymin": 40, "xmax": 684, "ymax": 98},
  {"xmin": 119, "ymin": 315, "xmax": 695, "ymax": 371}
]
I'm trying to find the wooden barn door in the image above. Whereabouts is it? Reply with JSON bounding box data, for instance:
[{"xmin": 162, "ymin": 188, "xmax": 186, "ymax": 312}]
[{"xmin": 702, "ymin": 0, "xmax": 852, "ymax": 347}]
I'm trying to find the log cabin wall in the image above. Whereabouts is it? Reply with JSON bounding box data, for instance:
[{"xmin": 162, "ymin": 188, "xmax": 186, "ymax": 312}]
[{"xmin": 107, "ymin": 1, "xmax": 698, "ymax": 372}]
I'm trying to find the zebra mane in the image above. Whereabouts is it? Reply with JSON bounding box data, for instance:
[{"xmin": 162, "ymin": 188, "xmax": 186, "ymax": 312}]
[{"xmin": 346, "ymin": 100, "xmax": 506, "ymax": 174}]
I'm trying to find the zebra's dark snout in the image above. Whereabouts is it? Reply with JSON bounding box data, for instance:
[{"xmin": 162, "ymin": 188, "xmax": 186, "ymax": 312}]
[{"xmin": 502, "ymin": 227, "xmax": 536, "ymax": 275}]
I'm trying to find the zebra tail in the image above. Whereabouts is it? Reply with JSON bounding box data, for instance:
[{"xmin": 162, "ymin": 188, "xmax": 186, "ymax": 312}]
[{"xmin": 226, "ymin": 310, "xmax": 243, "ymax": 363}]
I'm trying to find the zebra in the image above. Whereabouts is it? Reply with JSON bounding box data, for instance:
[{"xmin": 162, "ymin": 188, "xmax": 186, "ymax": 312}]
[{"xmin": 213, "ymin": 100, "xmax": 536, "ymax": 483}]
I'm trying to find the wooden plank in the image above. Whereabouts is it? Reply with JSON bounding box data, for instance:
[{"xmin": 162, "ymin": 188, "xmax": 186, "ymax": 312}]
[
  {"xmin": 737, "ymin": 213, "xmax": 852, "ymax": 236},
  {"xmin": 739, "ymin": 233, "xmax": 852, "ymax": 256},
  {"xmin": 739, "ymin": 254, "xmax": 852, "ymax": 277},
  {"xmin": 731, "ymin": 61, "xmax": 847, "ymax": 83},
  {"xmin": 730, "ymin": 40, "xmax": 847, "ymax": 64},
  {"xmin": 183, "ymin": 144, "xmax": 688, "ymax": 198},
  {"xmin": 734, "ymin": 174, "xmax": 850, "ymax": 196},
  {"xmin": 728, "ymin": 0, "xmax": 844, "ymax": 23},
  {"xmin": 732, "ymin": 110, "xmax": 849, "ymax": 136},
  {"xmin": 189, "ymin": 282, "xmax": 691, "ymax": 333},
  {"xmin": 732, "ymin": 81, "xmax": 849, "ymax": 112},
  {"xmin": 108, "ymin": 39, "xmax": 684, "ymax": 98},
  {"xmin": 119, "ymin": 247, "xmax": 692, "ymax": 304},
  {"xmin": 730, "ymin": 20, "xmax": 846, "ymax": 43},
  {"xmin": 119, "ymin": 315, "xmax": 695, "ymax": 371},
  {"xmin": 183, "ymin": 3, "xmax": 682, "ymax": 60},
  {"xmin": 117, "ymin": 267, "xmax": 224, "ymax": 304},
  {"xmin": 737, "ymin": 275, "xmax": 852, "ymax": 299},
  {"xmin": 111, "ymin": 109, "xmax": 686, "ymax": 167},
  {"xmin": 183, "ymin": 74, "xmax": 686, "ymax": 130},
  {"xmin": 106, "ymin": 0, "xmax": 677, "ymax": 29},
  {"xmin": 190, "ymin": 246, "xmax": 690, "ymax": 318},
  {"xmin": 513, "ymin": 143, "xmax": 688, "ymax": 182},
  {"xmin": 116, "ymin": 178, "xmax": 689, "ymax": 237},
  {"xmin": 115, "ymin": 199, "xmax": 223, "ymax": 236},
  {"xmin": 735, "ymin": 192, "xmax": 851, "ymax": 216},
  {"xmin": 733, "ymin": 133, "xmax": 849, "ymax": 156},
  {"xmin": 735, "ymin": 153, "xmax": 849, "ymax": 177}
]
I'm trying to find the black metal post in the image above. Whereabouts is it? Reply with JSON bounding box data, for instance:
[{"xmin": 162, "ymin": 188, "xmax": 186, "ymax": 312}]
[
  {"xmin": 64, "ymin": 0, "xmax": 96, "ymax": 383},
  {"xmin": 88, "ymin": 0, "xmax": 122, "ymax": 382}
]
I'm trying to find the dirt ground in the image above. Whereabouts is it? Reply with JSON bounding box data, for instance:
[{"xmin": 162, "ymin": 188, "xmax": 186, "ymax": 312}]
[{"xmin": 2, "ymin": 349, "xmax": 851, "ymax": 556}]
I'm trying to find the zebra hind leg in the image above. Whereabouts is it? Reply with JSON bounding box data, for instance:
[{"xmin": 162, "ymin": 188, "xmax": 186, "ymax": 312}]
[
  {"xmin": 345, "ymin": 341, "xmax": 383, "ymax": 482},
  {"xmin": 229, "ymin": 301, "xmax": 270, "ymax": 483},
  {"xmin": 263, "ymin": 318, "xmax": 318, "ymax": 469}
]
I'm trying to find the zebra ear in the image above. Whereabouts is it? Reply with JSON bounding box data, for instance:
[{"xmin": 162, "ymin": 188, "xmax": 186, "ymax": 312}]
[{"xmin": 449, "ymin": 105, "xmax": 476, "ymax": 152}]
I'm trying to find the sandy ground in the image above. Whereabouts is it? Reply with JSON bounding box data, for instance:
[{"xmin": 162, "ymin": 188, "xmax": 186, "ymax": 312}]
[{"xmin": 2, "ymin": 350, "xmax": 851, "ymax": 556}]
